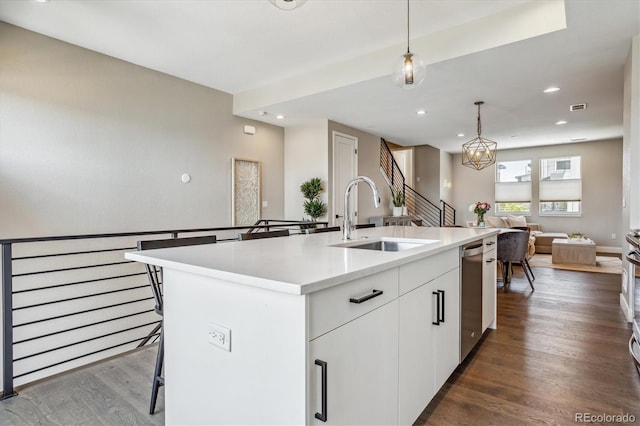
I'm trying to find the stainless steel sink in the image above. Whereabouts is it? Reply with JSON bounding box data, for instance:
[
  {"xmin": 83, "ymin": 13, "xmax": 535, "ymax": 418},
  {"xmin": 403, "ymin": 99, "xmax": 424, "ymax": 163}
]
[{"xmin": 333, "ymin": 238, "xmax": 439, "ymax": 252}]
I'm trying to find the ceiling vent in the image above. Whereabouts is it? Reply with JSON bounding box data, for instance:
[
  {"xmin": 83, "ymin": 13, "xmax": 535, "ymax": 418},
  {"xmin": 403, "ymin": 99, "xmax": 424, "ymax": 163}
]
[{"xmin": 570, "ymin": 103, "xmax": 587, "ymax": 111}]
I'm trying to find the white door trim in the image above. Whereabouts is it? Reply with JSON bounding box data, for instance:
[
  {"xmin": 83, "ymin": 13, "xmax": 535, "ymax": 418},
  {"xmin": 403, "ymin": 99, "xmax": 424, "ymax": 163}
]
[{"xmin": 332, "ymin": 131, "xmax": 358, "ymax": 227}]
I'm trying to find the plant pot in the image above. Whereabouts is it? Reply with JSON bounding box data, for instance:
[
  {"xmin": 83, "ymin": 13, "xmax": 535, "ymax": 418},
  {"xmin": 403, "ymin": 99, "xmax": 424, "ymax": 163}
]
[
  {"xmin": 402, "ymin": 206, "xmax": 408, "ymax": 216},
  {"xmin": 393, "ymin": 206, "xmax": 403, "ymax": 216}
]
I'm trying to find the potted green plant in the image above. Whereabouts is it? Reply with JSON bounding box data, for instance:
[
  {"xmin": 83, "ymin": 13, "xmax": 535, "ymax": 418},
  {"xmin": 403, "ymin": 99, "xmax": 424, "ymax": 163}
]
[
  {"xmin": 300, "ymin": 177, "xmax": 327, "ymax": 228},
  {"xmin": 390, "ymin": 186, "xmax": 405, "ymax": 217}
]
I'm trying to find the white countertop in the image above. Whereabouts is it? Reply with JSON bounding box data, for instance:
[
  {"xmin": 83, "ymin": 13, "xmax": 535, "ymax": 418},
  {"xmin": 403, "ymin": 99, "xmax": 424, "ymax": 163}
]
[{"xmin": 125, "ymin": 226, "xmax": 498, "ymax": 295}]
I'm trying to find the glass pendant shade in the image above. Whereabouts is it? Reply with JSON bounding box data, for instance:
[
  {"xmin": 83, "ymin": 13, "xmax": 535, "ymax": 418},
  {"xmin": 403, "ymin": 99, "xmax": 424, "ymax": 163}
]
[
  {"xmin": 392, "ymin": 51, "xmax": 426, "ymax": 88},
  {"xmin": 462, "ymin": 101, "xmax": 498, "ymax": 171},
  {"xmin": 392, "ymin": 0, "xmax": 426, "ymax": 89}
]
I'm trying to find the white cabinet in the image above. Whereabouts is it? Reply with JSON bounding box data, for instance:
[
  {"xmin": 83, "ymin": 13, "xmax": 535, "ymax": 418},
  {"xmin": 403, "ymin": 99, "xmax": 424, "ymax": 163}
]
[
  {"xmin": 398, "ymin": 251, "xmax": 460, "ymax": 425},
  {"xmin": 433, "ymin": 269, "xmax": 461, "ymax": 390},
  {"xmin": 398, "ymin": 282, "xmax": 435, "ymax": 425},
  {"xmin": 309, "ymin": 300, "xmax": 399, "ymax": 425},
  {"xmin": 482, "ymin": 235, "xmax": 497, "ymax": 332}
]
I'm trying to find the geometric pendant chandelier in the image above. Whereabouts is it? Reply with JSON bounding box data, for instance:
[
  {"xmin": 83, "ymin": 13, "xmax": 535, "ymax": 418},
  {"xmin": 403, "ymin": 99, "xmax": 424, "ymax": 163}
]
[{"xmin": 462, "ymin": 101, "xmax": 498, "ymax": 170}]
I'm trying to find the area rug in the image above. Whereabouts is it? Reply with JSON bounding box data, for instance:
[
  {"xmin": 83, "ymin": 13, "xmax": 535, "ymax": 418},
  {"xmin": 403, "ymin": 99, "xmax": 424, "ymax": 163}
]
[{"xmin": 528, "ymin": 253, "xmax": 622, "ymax": 274}]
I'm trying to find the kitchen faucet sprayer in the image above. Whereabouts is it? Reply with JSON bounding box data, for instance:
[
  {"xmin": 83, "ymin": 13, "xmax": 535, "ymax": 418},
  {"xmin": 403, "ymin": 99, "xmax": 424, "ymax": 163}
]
[{"xmin": 343, "ymin": 176, "xmax": 380, "ymax": 240}]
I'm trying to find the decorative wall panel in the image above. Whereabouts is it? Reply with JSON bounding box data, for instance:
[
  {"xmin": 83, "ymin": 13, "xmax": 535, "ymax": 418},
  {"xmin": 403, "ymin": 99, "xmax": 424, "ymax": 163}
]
[{"xmin": 232, "ymin": 158, "xmax": 261, "ymax": 226}]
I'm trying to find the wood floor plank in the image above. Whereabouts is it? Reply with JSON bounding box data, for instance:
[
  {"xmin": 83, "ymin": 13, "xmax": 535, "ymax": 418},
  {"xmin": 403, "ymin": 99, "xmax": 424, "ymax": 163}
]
[{"xmin": 0, "ymin": 347, "xmax": 163, "ymax": 426}]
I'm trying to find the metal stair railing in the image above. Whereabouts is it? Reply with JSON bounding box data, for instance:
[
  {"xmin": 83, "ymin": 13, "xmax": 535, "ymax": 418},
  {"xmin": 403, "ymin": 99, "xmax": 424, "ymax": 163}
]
[
  {"xmin": 380, "ymin": 138, "xmax": 455, "ymax": 227},
  {"xmin": 441, "ymin": 200, "xmax": 456, "ymax": 226}
]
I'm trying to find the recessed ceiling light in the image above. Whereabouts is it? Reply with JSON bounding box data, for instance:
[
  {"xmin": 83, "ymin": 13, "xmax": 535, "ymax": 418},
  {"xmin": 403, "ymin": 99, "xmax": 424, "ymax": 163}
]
[
  {"xmin": 416, "ymin": 110, "xmax": 427, "ymax": 116},
  {"xmin": 258, "ymin": 111, "xmax": 267, "ymax": 116},
  {"xmin": 276, "ymin": 115, "xmax": 285, "ymax": 120},
  {"xmin": 544, "ymin": 87, "xmax": 560, "ymax": 93},
  {"xmin": 269, "ymin": 0, "xmax": 307, "ymax": 11},
  {"xmin": 555, "ymin": 120, "xmax": 568, "ymax": 125},
  {"xmin": 457, "ymin": 133, "xmax": 465, "ymax": 137},
  {"xmin": 571, "ymin": 137, "xmax": 587, "ymax": 142},
  {"xmin": 511, "ymin": 135, "xmax": 519, "ymax": 138}
]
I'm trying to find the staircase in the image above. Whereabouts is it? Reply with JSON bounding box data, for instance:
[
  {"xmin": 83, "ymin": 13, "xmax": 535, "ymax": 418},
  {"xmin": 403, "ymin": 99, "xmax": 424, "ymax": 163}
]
[{"xmin": 379, "ymin": 138, "xmax": 456, "ymax": 227}]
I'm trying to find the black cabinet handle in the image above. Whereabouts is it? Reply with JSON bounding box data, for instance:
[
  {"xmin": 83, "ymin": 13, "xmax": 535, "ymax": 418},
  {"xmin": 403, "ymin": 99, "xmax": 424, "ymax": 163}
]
[
  {"xmin": 438, "ymin": 290, "xmax": 445, "ymax": 323},
  {"xmin": 432, "ymin": 291, "xmax": 440, "ymax": 325},
  {"xmin": 349, "ymin": 289, "xmax": 383, "ymax": 304},
  {"xmin": 485, "ymin": 241, "xmax": 496, "ymax": 246},
  {"xmin": 314, "ymin": 359, "xmax": 327, "ymax": 422},
  {"xmin": 486, "ymin": 257, "xmax": 496, "ymax": 263}
]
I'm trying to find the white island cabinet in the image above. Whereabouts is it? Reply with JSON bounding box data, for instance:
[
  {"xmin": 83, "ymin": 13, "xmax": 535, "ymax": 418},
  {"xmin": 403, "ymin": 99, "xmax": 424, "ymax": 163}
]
[
  {"xmin": 125, "ymin": 226, "xmax": 498, "ymax": 425},
  {"xmin": 482, "ymin": 235, "xmax": 498, "ymax": 332},
  {"xmin": 398, "ymin": 249, "xmax": 460, "ymax": 424}
]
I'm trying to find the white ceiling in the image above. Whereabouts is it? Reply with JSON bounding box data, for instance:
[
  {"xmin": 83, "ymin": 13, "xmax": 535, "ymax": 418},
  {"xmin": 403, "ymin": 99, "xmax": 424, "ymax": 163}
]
[{"xmin": 1, "ymin": 0, "xmax": 638, "ymax": 153}]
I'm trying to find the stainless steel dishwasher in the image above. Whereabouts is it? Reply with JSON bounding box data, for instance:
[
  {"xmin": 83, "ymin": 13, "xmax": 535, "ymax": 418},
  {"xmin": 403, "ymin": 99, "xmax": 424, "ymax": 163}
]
[{"xmin": 460, "ymin": 240, "xmax": 484, "ymax": 361}]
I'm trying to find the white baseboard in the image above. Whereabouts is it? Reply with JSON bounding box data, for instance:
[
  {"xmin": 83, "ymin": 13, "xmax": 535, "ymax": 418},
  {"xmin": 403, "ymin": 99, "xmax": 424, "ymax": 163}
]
[
  {"xmin": 620, "ymin": 293, "xmax": 633, "ymax": 322},
  {"xmin": 596, "ymin": 245, "xmax": 622, "ymax": 254}
]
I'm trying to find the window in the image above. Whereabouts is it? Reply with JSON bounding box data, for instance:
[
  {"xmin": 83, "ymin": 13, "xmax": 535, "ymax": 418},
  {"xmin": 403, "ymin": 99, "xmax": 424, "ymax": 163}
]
[
  {"xmin": 494, "ymin": 160, "xmax": 531, "ymax": 215},
  {"xmin": 539, "ymin": 156, "xmax": 581, "ymax": 215}
]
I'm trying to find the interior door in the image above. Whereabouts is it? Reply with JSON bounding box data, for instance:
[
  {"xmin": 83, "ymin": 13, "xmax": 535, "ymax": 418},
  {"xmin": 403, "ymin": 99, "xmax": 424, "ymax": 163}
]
[{"xmin": 332, "ymin": 132, "xmax": 358, "ymax": 227}]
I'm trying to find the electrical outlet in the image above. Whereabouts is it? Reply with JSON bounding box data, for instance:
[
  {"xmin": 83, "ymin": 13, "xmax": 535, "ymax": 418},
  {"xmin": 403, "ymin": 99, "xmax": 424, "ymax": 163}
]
[
  {"xmin": 208, "ymin": 322, "xmax": 231, "ymax": 352},
  {"xmin": 611, "ymin": 233, "xmax": 617, "ymax": 240}
]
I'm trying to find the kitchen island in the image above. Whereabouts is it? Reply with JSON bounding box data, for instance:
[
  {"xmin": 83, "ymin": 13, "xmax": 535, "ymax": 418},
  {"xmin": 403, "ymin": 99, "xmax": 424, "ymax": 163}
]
[{"xmin": 126, "ymin": 226, "xmax": 498, "ymax": 425}]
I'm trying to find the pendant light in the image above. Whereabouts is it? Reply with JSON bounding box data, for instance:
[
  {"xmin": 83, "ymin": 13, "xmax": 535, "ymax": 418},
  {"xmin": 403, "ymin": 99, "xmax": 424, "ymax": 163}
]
[
  {"xmin": 462, "ymin": 102, "xmax": 498, "ymax": 170},
  {"xmin": 392, "ymin": 0, "xmax": 426, "ymax": 89}
]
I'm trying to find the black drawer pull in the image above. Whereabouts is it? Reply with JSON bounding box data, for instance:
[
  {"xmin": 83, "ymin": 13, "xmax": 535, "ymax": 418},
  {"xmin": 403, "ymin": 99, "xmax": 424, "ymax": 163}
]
[
  {"xmin": 315, "ymin": 359, "xmax": 328, "ymax": 422},
  {"xmin": 349, "ymin": 289, "xmax": 383, "ymax": 304},
  {"xmin": 486, "ymin": 258, "xmax": 496, "ymax": 263},
  {"xmin": 438, "ymin": 289, "xmax": 445, "ymax": 323},
  {"xmin": 485, "ymin": 241, "xmax": 496, "ymax": 246}
]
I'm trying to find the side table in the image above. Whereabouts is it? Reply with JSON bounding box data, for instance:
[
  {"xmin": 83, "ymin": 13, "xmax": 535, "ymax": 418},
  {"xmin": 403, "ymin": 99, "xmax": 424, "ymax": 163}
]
[{"xmin": 551, "ymin": 238, "xmax": 596, "ymax": 265}]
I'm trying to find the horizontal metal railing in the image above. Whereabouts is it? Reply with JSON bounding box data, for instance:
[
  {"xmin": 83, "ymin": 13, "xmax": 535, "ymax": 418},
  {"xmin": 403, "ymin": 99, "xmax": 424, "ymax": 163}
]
[
  {"xmin": 441, "ymin": 200, "xmax": 456, "ymax": 226},
  {"xmin": 0, "ymin": 220, "xmax": 327, "ymax": 399},
  {"xmin": 380, "ymin": 138, "xmax": 455, "ymax": 227}
]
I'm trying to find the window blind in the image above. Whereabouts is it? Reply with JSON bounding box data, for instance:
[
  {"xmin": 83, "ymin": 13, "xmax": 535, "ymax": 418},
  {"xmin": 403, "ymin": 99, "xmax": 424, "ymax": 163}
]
[
  {"xmin": 494, "ymin": 181, "xmax": 531, "ymax": 203},
  {"xmin": 539, "ymin": 179, "xmax": 582, "ymax": 201}
]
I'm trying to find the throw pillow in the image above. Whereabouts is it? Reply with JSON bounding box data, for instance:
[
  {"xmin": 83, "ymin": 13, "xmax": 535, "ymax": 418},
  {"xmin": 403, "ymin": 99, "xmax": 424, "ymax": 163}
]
[
  {"xmin": 484, "ymin": 216, "xmax": 508, "ymax": 228},
  {"xmin": 507, "ymin": 215, "xmax": 527, "ymax": 228}
]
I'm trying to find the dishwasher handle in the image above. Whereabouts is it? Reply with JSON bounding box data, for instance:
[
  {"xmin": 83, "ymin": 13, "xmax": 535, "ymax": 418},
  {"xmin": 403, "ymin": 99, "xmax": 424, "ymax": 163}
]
[{"xmin": 462, "ymin": 243, "xmax": 484, "ymax": 257}]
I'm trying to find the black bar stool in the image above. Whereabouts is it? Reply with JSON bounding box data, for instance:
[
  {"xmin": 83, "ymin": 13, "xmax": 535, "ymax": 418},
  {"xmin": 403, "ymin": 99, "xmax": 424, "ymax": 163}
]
[
  {"xmin": 238, "ymin": 229, "xmax": 289, "ymax": 240},
  {"xmin": 136, "ymin": 235, "xmax": 217, "ymax": 414}
]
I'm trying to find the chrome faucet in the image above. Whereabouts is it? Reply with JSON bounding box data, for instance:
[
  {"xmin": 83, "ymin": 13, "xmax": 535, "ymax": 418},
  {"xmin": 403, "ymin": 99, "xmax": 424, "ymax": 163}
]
[{"xmin": 343, "ymin": 176, "xmax": 381, "ymax": 240}]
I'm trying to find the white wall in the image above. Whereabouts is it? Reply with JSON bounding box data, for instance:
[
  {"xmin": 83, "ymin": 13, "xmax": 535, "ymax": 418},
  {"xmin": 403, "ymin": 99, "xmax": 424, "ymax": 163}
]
[
  {"xmin": 452, "ymin": 139, "xmax": 623, "ymax": 248},
  {"xmin": 440, "ymin": 151, "xmax": 453, "ymax": 204},
  {"xmin": 283, "ymin": 121, "xmax": 329, "ymax": 220},
  {"xmin": 414, "ymin": 145, "xmax": 440, "ymax": 203},
  {"xmin": 0, "ymin": 22, "xmax": 285, "ymax": 239},
  {"xmin": 621, "ymin": 34, "xmax": 640, "ymax": 318}
]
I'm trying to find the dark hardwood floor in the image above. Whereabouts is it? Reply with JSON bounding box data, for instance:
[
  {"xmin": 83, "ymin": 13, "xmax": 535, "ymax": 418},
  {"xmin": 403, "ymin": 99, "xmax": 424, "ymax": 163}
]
[
  {"xmin": 1, "ymin": 266, "xmax": 637, "ymax": 425},
  {"xmin": 417, "ymin": 266, "xmax": 640, "ymax": 426}
]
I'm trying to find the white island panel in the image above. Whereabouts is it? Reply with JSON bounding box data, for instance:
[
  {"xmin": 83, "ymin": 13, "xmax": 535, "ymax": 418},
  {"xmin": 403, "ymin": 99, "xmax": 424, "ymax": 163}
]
[{"xmin": 162, "ymin": 268, "xmax": 307, "ymax": 425}]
